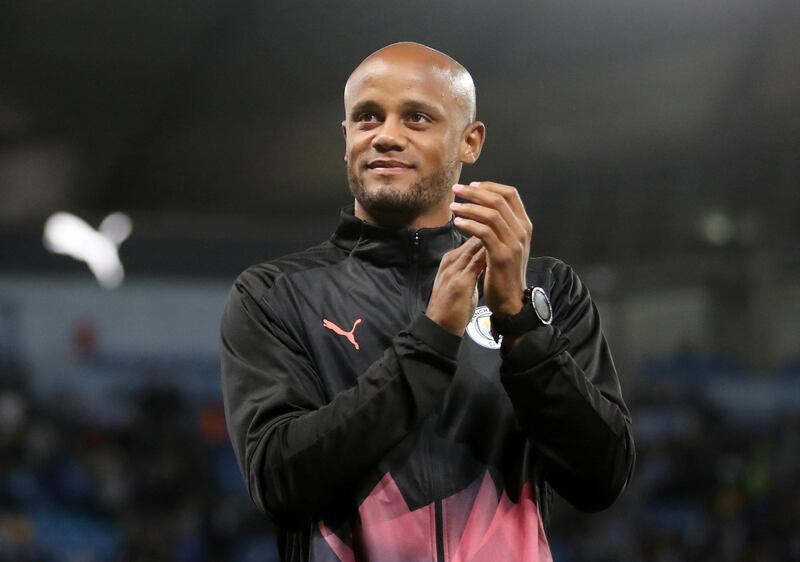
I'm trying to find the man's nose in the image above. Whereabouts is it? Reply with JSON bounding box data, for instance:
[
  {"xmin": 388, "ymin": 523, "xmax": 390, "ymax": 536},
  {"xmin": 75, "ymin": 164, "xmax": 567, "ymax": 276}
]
[{"xmin": 371, "ymin": 117, "xmax": 406, "ymax": 152}]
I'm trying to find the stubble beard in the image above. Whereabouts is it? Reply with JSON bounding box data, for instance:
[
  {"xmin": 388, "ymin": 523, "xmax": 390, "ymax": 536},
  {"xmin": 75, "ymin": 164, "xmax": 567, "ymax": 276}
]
[{"xmin": 348, "ymin": 161, "xmax": 459, "ymax": 224}]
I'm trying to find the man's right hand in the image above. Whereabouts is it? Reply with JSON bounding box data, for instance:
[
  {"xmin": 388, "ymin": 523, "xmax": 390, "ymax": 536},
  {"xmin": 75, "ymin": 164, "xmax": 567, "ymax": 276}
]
[{"xmin": 426, "ymin": 237, "xmax": 486, "ymax": 336}]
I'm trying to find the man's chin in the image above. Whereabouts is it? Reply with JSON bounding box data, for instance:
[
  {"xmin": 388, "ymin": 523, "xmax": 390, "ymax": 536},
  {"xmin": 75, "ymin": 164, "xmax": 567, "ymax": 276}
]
[
  {"xmin": 348, "ymin": 166, "xmax": 453, "ymax": 220},
  {"xmin": 361, "ymin": 179, "xmax": 413, "ymax": 196},
  {"xmin": 353, "ymin": 184, "xmax": 428, "ymax": 218}
]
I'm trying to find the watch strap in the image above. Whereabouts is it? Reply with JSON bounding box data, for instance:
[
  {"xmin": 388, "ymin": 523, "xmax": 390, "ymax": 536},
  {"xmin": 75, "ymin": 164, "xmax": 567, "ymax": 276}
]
[
  {"xmin": 490, "ymin": 307, "xmax": 535, "ymax": 343},
  {"xmin": 489, "ymin": 287, "xmax": 552, "ymax": 343}
]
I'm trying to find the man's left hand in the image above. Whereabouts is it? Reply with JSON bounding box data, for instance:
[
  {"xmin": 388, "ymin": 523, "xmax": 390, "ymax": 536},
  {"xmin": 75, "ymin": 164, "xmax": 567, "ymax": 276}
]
[{"xmin": 450, "ymin": 182, "xmax": 532, "ymax": 317}]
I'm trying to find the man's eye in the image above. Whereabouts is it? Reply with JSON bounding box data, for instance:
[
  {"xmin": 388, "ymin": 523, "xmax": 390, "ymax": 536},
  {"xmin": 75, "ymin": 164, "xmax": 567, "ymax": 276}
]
[
  {"xmin": 408, "ymin": 113, "xmax": 430, "ymax": 123},
  {"xmin": 357, "ymin": 112, "xmax": 379, "ymax": 122}
]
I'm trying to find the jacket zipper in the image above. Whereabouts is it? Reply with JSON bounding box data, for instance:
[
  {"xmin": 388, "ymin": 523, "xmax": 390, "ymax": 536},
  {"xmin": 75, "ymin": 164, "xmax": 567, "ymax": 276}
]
[
  {"xmin": 434, "ymin": 499, "xmax": 445, "ymax": 562},
  {"xmin": 412, "ymin": 230, "xmax": 446, "ymax": 560},
  {"xmin": 410, "ymin": 231, "xmax": 446, "ymax": 561},
  {"xmin": 405, "ymin": 230, "xmax": 422, "ymax": 318},
  {"xmin": 425, "ymin": 418, "xmax": 445, "ymax": 562},
  {"xmin": 413, "ymin": 231, "xmax": 427, "ymax": 314}
]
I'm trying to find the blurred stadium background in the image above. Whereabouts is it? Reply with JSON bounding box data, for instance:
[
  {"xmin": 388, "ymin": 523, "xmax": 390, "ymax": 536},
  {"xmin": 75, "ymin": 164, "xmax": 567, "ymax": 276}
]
[{"xmin": 1, "ymin": 1, "xmax": 798, "ymax": 560}]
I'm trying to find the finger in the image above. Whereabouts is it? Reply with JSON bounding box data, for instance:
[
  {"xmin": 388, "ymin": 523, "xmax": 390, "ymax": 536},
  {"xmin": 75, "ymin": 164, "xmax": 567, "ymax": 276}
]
[
  {"xmin": 450, "ymin": 201, "xmax": 515, "ymax": 245},
  {"xmin": 440, "ymin": 235, "xmax": 478, "ymax": 264},
  {"xmin": 457, "ymin": 247, "xmax": 486, "ymax": 288},
  {"xmin": 466, "ymin": 246, "xmax": 487, "ymax": 275},
  {"xmin": 468, "ymin": 181, "xmax": 530, "ymax": 233},
  {"xmin": 453, "ymin": 183, "xmax": 528, "ymax": 240},
  {"xmin": 444, "ymin": 236, "xmax": 483, "ymax": 268},
  {"xmin": 453, "ymin": 217, "xmax": 508, "ymax": 263}
]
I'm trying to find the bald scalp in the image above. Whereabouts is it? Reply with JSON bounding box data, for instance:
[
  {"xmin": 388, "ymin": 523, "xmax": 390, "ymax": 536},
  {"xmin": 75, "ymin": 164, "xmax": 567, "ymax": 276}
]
[{"xmin": 344, "ymin": 42, "xmax": 477, "ymax": 127}]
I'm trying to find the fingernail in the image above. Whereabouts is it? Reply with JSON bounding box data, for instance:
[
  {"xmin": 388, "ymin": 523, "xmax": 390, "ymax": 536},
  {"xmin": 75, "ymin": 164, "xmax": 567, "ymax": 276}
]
[
  {"xmin": 452, "ymin": 184, "xmax": 464, "ymax": 191},
  {"xmin": 469, "ymin": 181, "xmax": 480, "ymax": 187},
  {"xmin": 450, "ymin": 202, "xmax": 460, "ymax": 209}
]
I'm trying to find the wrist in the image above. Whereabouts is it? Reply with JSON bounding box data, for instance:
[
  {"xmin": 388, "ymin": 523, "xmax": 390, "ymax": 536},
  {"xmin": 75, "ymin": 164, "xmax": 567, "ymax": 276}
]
[
  {"xmin": 425, "ymin": 311, "xmax": 466, "ymax": 337},
  {"xmin": 489, "ymin": 286, "xmax": 553, "ymax": 343},
  {"xmin": 493, "ymin": 299, "xmax": 524, "ymax": 317},
  {"xmin": 491, "ymin": 286, "xmax": 527, "ymax": 317}
]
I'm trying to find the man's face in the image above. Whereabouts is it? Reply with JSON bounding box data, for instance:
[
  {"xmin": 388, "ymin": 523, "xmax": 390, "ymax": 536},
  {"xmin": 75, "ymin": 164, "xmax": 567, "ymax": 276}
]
[{"xmin": 342, "ymin": 57, "xmax": 468, "ymax": 221}]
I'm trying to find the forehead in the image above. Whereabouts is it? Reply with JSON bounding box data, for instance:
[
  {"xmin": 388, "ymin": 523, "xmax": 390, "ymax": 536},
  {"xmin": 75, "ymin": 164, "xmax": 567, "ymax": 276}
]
[{"xmin": 344, "ymin": 58, "xmax": 462, "ymax": 113}]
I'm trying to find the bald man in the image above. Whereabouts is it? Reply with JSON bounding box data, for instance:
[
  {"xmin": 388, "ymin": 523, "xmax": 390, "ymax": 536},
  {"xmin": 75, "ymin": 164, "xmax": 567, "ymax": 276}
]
[{"xmin": 221, "ymin": 42, "xmax": 635, "ymax": 562}]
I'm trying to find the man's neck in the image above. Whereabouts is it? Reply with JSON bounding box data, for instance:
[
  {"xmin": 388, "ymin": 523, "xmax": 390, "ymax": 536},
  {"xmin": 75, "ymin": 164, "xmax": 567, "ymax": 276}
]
[{"xmin": 353, "ymin": 198, "xmax": 454, "ymax": 230}]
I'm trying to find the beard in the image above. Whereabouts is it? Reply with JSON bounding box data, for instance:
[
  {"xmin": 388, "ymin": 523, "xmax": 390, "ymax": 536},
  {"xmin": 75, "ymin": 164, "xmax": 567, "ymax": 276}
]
[{"xmin": 348, "ymin": 160, "xmax": 460, "ymax": 224}]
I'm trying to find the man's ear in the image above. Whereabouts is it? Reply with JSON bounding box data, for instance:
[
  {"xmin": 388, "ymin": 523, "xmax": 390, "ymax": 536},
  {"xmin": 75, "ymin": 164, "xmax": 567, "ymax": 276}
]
[
  {"xmin": 341, "ymin": 121, "xmax": 349, "ymax": 161},
  {"xmin": 460, "ymin": 121, "xmax": 486, "ymax": 165}
]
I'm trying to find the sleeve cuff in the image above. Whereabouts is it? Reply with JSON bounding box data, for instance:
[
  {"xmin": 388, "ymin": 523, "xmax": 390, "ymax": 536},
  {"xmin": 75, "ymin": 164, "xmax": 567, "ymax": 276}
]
[
  {"xmin": 410, "ymin": 313, "xmax": 463, "ymax": 360},
  {"xmin": 501, "ymin": 324, "xmax": 570, "ymax": 372}
]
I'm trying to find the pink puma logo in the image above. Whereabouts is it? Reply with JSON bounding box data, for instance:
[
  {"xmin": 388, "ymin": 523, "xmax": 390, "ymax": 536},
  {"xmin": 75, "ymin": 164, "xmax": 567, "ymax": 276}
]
[{"xmin": 322, "ymin": 318, "xmax": 362, "ymax": 350}]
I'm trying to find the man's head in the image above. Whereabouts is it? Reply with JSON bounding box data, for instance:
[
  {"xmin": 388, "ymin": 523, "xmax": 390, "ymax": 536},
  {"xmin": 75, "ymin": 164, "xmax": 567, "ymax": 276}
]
[{"xmin": 342, "ymin": 42, "xmax": 485, "ymax": 227}]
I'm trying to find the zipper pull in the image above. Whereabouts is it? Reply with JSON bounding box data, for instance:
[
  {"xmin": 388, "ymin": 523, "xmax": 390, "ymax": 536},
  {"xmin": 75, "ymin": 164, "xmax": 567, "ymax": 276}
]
[{"xmin": 413, "ymin": 231, "xmax": 421, "ymax": 246}]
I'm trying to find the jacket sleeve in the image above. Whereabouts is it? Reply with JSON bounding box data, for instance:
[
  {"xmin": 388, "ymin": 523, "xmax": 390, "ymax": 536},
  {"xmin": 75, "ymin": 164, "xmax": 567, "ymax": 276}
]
[
  {"xmin": 499, "ymin": 260, "xmax": 635, "ymax": 512},
  {"xmin": 219, "ymin": 266, "xmax": 462, "ymax": 527}
]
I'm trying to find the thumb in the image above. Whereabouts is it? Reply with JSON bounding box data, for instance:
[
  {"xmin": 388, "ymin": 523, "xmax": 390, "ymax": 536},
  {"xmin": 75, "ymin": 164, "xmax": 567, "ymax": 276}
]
[{"xmin": 466, "ymin": 246, "xmax": 486, "ymax": 276}]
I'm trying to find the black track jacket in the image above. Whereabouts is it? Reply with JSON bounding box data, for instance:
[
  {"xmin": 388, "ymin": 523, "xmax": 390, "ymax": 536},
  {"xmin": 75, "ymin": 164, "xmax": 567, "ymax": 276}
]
[{"xmin": 220, "ymin": 205, "xmax": 635, "ymax": 562}]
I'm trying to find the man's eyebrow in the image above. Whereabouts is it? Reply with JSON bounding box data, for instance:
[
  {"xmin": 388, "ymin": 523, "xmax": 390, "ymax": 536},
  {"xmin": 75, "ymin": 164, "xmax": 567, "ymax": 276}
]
[
  {"xmin": 348, "ymin": 99, "xmax": 445, "ymax": 119},
  {"xmin": 349, "ymin": 100, "xmax": 380, "ymax": 119},
  {"xmin": 399, "ymin": 100, "xmax": 444, "ymax": 116}
]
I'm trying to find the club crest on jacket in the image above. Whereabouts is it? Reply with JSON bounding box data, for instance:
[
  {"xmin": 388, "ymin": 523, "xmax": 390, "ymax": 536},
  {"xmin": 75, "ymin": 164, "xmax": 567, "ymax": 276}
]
[{"xmin": 466, "ymin": 306, "xmax": 502, "ymax": 349}]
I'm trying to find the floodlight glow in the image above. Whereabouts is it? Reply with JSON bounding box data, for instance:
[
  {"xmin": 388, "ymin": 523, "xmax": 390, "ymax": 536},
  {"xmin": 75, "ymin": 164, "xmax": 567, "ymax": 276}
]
[
  {"xmin": 701, "ymin": 210, "xmax": 735, "ymax": 246},
  {"xmin": 43, "ymin": 212, "xmax": 132, "ymax": 289}
]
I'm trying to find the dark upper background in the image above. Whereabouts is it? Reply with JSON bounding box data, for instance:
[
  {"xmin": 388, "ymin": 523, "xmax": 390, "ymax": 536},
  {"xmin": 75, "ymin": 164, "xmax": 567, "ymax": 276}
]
[
  {"xmin": 1, "ymin": 4, "xmax": 799, "ymax": 560},
  {"xmin": 1, "ymin": 0, "xmax": 798, "ymax": 277}
]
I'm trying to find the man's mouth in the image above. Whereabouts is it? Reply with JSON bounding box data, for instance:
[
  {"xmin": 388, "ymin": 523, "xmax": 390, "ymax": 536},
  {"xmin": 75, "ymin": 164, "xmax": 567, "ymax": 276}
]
[{"xmin": 367, "ymin": 160, "xmax": 414, "ymax": 174}]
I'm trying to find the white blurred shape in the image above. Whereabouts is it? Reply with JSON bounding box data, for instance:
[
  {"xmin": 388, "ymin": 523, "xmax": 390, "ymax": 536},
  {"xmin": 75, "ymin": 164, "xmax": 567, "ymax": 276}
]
[
  {"xmin": 99, "ymin": 212, "xmax": 132, "ymax": 245},
  {"xmin": 43, "ymin": 212, "xmax": 132, "ymax": 289},
  {"xmin": 701, "ymin": 210, "xmax": 736, "ymax": 246}
]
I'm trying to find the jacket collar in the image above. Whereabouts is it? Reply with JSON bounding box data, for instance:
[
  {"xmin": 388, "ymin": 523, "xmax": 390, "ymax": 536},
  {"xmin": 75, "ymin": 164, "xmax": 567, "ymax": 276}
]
[{"xmin": 330, "ymin": 205, "xmax": 464, "ymax": 267}]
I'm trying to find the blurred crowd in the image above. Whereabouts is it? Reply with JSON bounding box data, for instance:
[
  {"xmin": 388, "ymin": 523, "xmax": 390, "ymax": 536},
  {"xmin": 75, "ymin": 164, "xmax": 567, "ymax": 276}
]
[
  {"xmin": 0, "ymin": 359, "xmax": 277, "ymax": 562},
  {"xmin": 1, "ymin": 353, "xmax": 798, "ymax": 562},
  {"xmin": 551, "ymin": 378, "xmax": 800, "ymax": 562}
]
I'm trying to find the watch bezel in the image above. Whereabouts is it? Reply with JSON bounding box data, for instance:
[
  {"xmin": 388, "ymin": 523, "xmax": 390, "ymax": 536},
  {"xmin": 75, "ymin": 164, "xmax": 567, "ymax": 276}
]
[{"xmin": 530, "ymin": 286, "xmax": 553, "ymax": 325}]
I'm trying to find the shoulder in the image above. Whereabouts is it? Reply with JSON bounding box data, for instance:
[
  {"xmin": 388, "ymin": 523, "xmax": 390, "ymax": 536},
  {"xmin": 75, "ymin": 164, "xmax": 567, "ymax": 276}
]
[
  {"xmin": 526, "ymin": 256, "xmax": 590, "ymax": 312},
  {"xmin": 526, "ymin": 256, "xmax": 577, "ymax": 288},
  {"xmin": 229, "ymin": 239, "xmax": 347, "ymax": 302},
  {"xmin": 222, "ymin": 239, "xmax": 347, "ymax": 333}
]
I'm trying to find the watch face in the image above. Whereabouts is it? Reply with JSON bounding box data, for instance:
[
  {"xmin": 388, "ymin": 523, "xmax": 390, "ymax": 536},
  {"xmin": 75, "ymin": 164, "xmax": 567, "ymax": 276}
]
[{"xmin": 531, "ymin": 287, "xmax": 552, "ymax": 324}]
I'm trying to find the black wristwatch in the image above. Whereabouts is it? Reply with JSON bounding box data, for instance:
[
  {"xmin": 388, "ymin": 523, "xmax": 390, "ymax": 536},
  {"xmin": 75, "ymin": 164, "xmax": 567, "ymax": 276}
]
[{"xmin": 490, "ymin": 286, "xmax": 553, "ymax": 343}]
